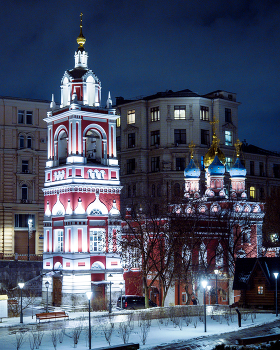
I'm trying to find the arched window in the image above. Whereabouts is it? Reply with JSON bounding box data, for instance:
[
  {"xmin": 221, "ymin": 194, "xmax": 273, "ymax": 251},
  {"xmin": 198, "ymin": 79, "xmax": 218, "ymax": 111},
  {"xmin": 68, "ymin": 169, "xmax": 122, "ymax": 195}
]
[
  {"xmin": 250, "ymin": 186, "xmax": 256, "ymax": 199},
  {"xmin": 22, "ymin": 184, "xmax": 28, "ymax": 200},
  {"xmin": 19, "ymin": 135, "xmax": 24, "ymax": 149},
  {"xmin": 27, "ymin": 136, "xmax": 32, "ymax": 149}
]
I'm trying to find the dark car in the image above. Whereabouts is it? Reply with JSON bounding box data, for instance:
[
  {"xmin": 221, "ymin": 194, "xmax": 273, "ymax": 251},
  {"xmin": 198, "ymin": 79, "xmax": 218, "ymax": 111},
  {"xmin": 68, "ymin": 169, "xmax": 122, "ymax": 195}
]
[{"xmin": 117, "ymin": 295, "xmax": 157, "ymax": 309}]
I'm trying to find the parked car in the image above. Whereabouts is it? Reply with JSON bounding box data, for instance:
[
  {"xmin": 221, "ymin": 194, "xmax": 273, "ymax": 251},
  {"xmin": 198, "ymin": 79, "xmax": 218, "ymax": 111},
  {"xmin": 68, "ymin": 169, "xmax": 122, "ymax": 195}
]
[{"xmin": 117, "ymin": 295, "xmax": 158, "ymax": 309}]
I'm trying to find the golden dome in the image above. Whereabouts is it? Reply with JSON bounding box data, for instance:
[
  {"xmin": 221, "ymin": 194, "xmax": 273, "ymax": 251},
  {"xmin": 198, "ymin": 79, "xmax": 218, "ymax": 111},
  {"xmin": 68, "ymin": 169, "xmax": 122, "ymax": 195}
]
[
  {"xmin": 77, "ymin": 13, "xmax": 86, "ymax": 50},
  {"xmin": 204, "ymin": 134, "xmax": 225, "ymax": 168}
]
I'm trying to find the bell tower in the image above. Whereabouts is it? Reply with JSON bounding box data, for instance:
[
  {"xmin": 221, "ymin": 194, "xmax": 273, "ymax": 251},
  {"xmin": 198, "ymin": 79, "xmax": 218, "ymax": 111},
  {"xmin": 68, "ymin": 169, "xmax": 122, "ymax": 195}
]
[{"xmin": 42, "ymin": 15, "xmax": 123, "ymax": 306}]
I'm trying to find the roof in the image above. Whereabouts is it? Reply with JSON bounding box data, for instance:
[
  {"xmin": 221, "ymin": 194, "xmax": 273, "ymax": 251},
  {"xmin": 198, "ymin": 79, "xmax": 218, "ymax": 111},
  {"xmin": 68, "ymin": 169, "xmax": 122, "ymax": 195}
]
[
  {"xmin": 233, "ymin": 257, "xmax": 280, "ymax": 290},
  {"xmin": 242, "ymin": 142, "xmax": 280, "ymax": 157},
  {"xmin": 67, "ymin": 68, "xmax": 88, "ymax": 79},
  {"xmin": 0, "ymin": 96, "xmax": 50, "ymax": 104}
]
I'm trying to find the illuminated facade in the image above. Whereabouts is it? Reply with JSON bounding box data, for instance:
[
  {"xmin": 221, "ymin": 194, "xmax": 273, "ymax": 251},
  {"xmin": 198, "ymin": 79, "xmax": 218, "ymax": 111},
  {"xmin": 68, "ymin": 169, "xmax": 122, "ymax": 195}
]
[{"xmin": 42, "ymin": 17, "xmax": 123, "ymax": 306}]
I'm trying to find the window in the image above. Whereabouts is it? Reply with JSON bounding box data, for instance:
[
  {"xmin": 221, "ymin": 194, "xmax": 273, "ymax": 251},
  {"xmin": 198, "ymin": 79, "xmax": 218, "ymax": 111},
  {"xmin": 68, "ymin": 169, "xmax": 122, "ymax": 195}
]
[
  {"xmin": 151, "ymin": 130, "xmax": 160, "ymax": 146},
  {"xmin": 174, "ymin": 183, "xmax": 181, "ymax": 197},
  {"xmin": 201, "ymin": 129, "xmax": 210, "ymax": 146},
  {"xmin": 225, "ymin": 131, "xmax": 232, "ymax": 146},
  {"xmin": 116, "ymin": 117, "xmax": 121, "ymax": 127},
  {"xmin": 151, "ymin": 156, "xmax": 160, "ymax": 172},
  {"xmin": 18, "ymin": 110, "xmax": 24, "ymax": 124},
  {"xmin": 259, "ymin": 162, "xmax": 264, "ymax": 176},
  {"xmin": 259, "ymin": 187, "xmax": 265, "ymax": 200},
  {"xmin": 128, "ymin": 133, "xmax": 135, "ymax": 148},
  {"xmin": 22, "ymin": 160, "xmax": 29, "ymax": 173},
  {"xmin": 90, "ymin": 229, "xmax": 105, "ymax": 252},
  {"xmin": 116, "ymin": 136, "xmax": 121, "ymax": 151},
  {"xmin": 127, "ymin": 109, "xmax": 135, "ymax": 124},
  {"xmin": 22, "ymin": 184, "xmax": 28, "ymax": 200},
  {"xmin": 26, "ymin": 111, "xmax": 33, "ymax": 125},
  {"xmin": 273, "ymin": 164, "xmax": 280, "ymax": 178},
  {"xmin": 174, "ymin": 106, "xmax": 186, "ymax": 120},
  {"xmin": 225, "ymin": 108, "xmax": 232, "ymax": 123},
  {"xmin": 27, "ymin": 136, "xmax": 32, "ymax": 149},
  {"xmin": 200, "ymin": 106, "xmax": 209, "ymax": 121},
  {"xmin": 250, "ymin": 186, "xmax": 256, "ymax": 199},
  {"xmin": 127, "ymin": 158, "xmax": 136, "ymax": 174},
  {"xmin": 151, "ymin": 106, "xmax": 160, "ymax": 121},
  {"xmin": 15, "ymin": 214, "xmax": 35, "ymax": 228},
  {"xmin": 176, "ymin": 157, "xmax": 185, "ymax": 171},
  {"xmin": 174, "ymin": 129, "xmax": 186, "ymax": 144},
  {"xmin": 225, "ymin": 157, "xmax": 233, "ymax": 171},
  {"xmin": 257, "ymin": 286, "xmax": 264, "ymax": 295},
  {"xmin": 57, "ymin": 230, "xmax": 64, "ymax": 252},
  {"xmin": 19, "ymin": 135, "xmax": 25, "ymax": 149},
  {"xmin": 250, "ymin": 161, "xmax": 255, "ymax": 175}
]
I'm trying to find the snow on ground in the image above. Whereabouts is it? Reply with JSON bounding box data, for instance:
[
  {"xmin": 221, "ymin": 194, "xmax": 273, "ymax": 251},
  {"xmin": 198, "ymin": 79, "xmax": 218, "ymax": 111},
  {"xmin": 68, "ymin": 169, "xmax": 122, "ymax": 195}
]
[{"xmin": 0, "ymin": 309, "xmax": 276, "ymax": 350}]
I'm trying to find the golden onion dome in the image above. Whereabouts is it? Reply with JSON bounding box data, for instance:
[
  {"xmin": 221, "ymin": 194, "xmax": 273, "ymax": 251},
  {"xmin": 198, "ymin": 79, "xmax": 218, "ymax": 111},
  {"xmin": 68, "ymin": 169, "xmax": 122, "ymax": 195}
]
[
  {"xmin": 204, "ymin": 134, "xmax": 225, "ymax": 168},
  {"xmin": 77, "ymin": 13, "xmax": 86, "ymax": 50}
]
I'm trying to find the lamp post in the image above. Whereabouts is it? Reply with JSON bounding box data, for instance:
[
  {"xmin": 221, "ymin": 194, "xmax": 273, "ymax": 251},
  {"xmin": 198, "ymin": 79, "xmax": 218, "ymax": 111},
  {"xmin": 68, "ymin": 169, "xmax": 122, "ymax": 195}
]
[
  {"xmin": 207, "ymin": 285, "xmax": 211, "ymax": 305},
  {"xmin": 18, "ymin": 282, "xmax": 24, "ymax": 323},
  {"xmin": 45, "ymin": 281, "xmax": 50, "ymax": 313},
  {"xmin": 201, "ymin": 280, "xmax": 208, "ymax": 332},
  {"xmin": 28, "ymin": 218, "xmax": 33, "ymax": 261},
  {"xmin": 108, "ymin": 274, "xmax": 113, "ymax": 313},
  {"xmin": 86, "ymin": 291, "xmax": 92, "ymax": 349},
  {"xmin": 214, "ymin": 269, "xmax": 219, "ymax": 305},
  {"xmin": 119, "ymin": 282, "xmax": 124, "ymax": 309},
  {"xmin": 274, "ymin": 272, "xmax": 279, "ymax": 317}
]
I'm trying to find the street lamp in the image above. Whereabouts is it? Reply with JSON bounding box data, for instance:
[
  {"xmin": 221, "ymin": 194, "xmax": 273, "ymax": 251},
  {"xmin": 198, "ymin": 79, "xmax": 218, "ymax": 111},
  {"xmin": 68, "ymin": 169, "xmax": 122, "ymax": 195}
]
[
  {"xmin": 274, "ymin": 272, "xmax": 279, "ymax": 317},
  {"xmin": 18, "ymin": 282, "xmax": 24, "ymax": 323},
  {"xmin": 207, "ymin": 285, "xmax": 211, "ymax": 305},
  {"xmin": 108, "ymin": 274, "xmax": 113, "ymax": 313},
  {"xmin": 28, "ymin": 218, "xmax": 33, "ymax": 261},
  {"xmin": 119, "ymin": 282, "xmax": 124, "ymax": 309},
  {"xmin": 201, "ymin": 280, "xmax": 208, "ymax": 332},
  {"xmin": 86, "ymin": 291, "xmax": 92, "ymax": 349},
  {"xmin": 45, "ymin": 281, "xmax": 50, "ymax": 313},
  {"xmin": 214, "ymin": 269, "xmax": 219, "ymax": 305}
]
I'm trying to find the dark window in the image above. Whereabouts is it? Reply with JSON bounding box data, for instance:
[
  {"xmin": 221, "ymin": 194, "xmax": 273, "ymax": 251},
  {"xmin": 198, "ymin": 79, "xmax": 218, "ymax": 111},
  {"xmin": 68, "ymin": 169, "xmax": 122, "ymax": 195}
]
[
  {"xmin": 201, "ymin": 129, "xmax": 210, "ymax": 145},
  {"xmin": 225, "ymin": 108, "xmax": 232, "ymax": 123},
  {"xmin": 273, "ymin": 164, "xmax": 280, "ymax": 178},
  {"xmin": 116, "ymin": 136, "xmax": 121, "ymax": 151},
  {"xmin": 19, "ymin": 135, "xmax": 24, "ymax": 149},
  {"xmin": 151, "ymin": 157, "xmax": 160, "ymax": 172},
  {"xmin": 22, "ymin": 184, "xmax": 28, "ymax": 200},
  {"xmin": 128, "ymin": 133, "xmax": 135, "ymax": 148},
  {"xmin": 259, "ymin": 162, "xmax": 264, "ymax": 176},
  {"xmin": 174, "ymin": 183, "xmax": 181, "ymax": 197},
  {"xmin": 26, "ymin": 111, "xmax": 33, "ymax": 125},
  {"xmin": 174, "ymin": 129, "xmax": 186, "ymax": 145},
  {"xmin": 22, "ymin": 160, "xmax": 29, "ymax": 173},
  {"xmin": 151, "ymin": 130, "xmax": 160, "ymax": 146},
  {"xmin": 176, "ymin": 158, "xmax": 185, "ymax": 171},
  {"xmin": 259, "ymin": 187, "xmax": 265, "ymax": 200},
  {"xmin": 18, "ymin": 110, "xmax": 24, "ymax": 124},
  {"xmin": 250, "ymin": 161, "xmax": 255, "ymax": 175},
  {"xmin": 127, "ymin": 159, "xmax": 136, "ymax": 174},
  {"xmin": 27, "ymin": 136, "xmax": 32, "ymax": 149},
  {"xmin": 200, "ymin": 106, "xmax": 209, "ymax": 121},
  {"xmin": 174, "ymin": 106, "xmax": 186, "ymax": 120},
  {"xmin": 151, "ymin": 107, "xmax": 160, "ymax": 122},
  {"xmin": 15, "ymin": 214, "xmax": 35, "ymax": 228}
]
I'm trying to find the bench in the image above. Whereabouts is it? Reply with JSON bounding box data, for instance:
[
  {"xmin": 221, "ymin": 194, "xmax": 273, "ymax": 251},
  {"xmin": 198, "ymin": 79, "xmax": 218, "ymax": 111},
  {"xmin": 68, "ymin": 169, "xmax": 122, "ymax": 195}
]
[
  {"xmin": 237, "ymin": 334, "xmax": 280, "ymax": 345},
  {"xmin": 94, "ymin": 344, "xmax": 139, "ymax": 350},
  {"xmin": 36, "ymin": 311, "xmax": 69, "ymax": 323}
]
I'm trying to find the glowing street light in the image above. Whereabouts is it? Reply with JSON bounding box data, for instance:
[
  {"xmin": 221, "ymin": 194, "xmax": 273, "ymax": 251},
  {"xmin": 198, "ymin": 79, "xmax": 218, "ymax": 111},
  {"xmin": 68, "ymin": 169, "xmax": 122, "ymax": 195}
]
[
  {"xmin": 18, "ymin": 282, "xmax": 24, "ymax": 323},
  {"xmin": 201, "ymin": 280, "xmax": 208, "ymax": 332},
  {"xmin": 214, "ymin": 269, "xmax": 219, "ymax": 305},
  {"xmin": 86, "ymin": 291, "xmax": 92, "ymax": 349},
  {"xmin": 274, "ymin": 272, "xmax": 279, "ymax": 317},
  {"xmin": 45, "ymin": 281, "xmax": 50, "ymax": 313}
]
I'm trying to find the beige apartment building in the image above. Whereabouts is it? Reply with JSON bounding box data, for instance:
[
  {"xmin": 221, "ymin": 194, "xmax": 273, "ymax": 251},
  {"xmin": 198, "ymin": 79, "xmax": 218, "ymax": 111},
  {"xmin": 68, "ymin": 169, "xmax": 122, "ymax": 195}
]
[
  {"xmin": 115, "ymin": 89, "xmax": 280, "ymax": 209},
  {"xmin": 0, "ymin": 97, "xmax": 49, "ymax": 259}
]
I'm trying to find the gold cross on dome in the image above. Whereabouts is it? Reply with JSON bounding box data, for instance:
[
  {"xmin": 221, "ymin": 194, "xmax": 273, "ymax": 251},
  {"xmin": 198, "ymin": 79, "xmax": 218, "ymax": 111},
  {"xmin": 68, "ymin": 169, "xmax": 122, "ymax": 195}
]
[
  {"xmin": 234, "ymin": 139, "xmax": 242, "ymax": 157},
  {"xmin": 189, "ymin": 141, "xmax": 195, "ymax": 159},
  {"xmin": 210, "ymin": 116, "xmax": 219, "ymax": 135}
]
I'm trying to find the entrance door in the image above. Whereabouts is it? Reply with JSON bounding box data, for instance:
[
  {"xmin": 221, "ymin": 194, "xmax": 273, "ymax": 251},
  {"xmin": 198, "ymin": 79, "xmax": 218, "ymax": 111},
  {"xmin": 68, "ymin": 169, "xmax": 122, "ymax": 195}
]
[{"xmin": 52, "ymin": 277, "xmax": 62, "ymax": 306}]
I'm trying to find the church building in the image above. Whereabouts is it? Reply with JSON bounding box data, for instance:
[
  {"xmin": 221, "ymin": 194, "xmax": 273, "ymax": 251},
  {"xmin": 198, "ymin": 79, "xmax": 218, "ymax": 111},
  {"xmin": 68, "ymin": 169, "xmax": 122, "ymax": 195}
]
[{"xmin": 42, "ymin": 15, "xmax": 123, "ymax": 307}]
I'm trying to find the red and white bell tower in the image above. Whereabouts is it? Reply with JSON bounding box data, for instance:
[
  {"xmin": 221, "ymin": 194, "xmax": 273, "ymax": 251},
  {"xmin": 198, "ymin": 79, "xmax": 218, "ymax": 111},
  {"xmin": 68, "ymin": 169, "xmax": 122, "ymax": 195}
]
[{"xmin": 42, "ymin": 15, "xmax": 123, "ymax": 307}]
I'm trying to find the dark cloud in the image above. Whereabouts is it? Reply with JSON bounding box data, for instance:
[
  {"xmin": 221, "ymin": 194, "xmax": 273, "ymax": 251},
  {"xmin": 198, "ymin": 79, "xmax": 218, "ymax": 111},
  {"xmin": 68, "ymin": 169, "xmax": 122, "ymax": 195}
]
[{"xmin": 0, "ymin": 0, "xmax": 280, "ymax": 151}]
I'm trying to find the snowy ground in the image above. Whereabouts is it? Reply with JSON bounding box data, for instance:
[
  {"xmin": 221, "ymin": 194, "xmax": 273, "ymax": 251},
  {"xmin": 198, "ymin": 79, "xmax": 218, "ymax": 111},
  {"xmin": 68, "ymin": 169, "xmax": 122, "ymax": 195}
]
[{"xmin": 0, "ymin": 307, "xmax": 277, "ymax": 350}]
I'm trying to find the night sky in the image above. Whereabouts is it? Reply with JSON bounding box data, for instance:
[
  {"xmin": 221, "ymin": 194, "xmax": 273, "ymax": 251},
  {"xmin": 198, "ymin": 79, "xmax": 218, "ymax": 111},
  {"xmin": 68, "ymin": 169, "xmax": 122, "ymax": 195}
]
[{"xmin": 1, "ymin": 0, "xmax": 280, "ymax": 151}]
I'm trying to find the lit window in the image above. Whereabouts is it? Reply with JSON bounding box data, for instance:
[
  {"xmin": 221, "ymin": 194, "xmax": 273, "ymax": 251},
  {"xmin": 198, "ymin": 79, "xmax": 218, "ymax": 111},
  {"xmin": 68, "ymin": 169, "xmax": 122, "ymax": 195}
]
[
  {"xmin": 174, "ymin": 106, "xmax": 186, "ymax": 120},
  {"xmin": 174, "ymin": 129, "xmax": 186, "ymax": 144},
  {"xmin": 200, "ymin": 106, "xmax": 209, "ymax": 121},
  {"xmin": 18, "ymin": 110, "xmax": 24, "ymax": 124},
  {"xmin": 225, "ymin": 131, "xmax": 232, "ymax": 146},
  {"xmin": 250, "ymin": 186, "xmax": 256, "ymax": 199},
  {"xmin": 116, "ymin": 117, "xmax": 121, "ymax": 127},
  {"xmin": 151, "ymin": 157, "xmax": 160, "ymax": 172},
  {"xmin": 257, "ymin": 286, "xmax": 264, "ymax": 295},
  {"xmin": 90, "ymin": 229, "xmax": 105, "ymax": 252},
  {"xmin": 225, "ymin": 157, "xmax": 233, "ymax": 171},
  {"xmin": 57, "ymin": 230, "xmax": 64, "ymax": 252},
  {"xmin": 26, "ymin": 111, "xmax": 33, "ymax": 125},
  {"xmin": 151, "ymin": 106, "xmax": 160, "ymax": 121},
  {"xmin": 151, "ymin": 130, "xmax": 160, "ymax": 146},
  {"xmin": 127, "ymin": 109, "xmax": 135, "ymax": 124}
]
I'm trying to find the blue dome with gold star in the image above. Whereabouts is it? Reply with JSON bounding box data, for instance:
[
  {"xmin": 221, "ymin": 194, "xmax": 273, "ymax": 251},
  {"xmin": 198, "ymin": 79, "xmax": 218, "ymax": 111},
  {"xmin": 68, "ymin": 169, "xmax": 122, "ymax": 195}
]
[
  {"xmin": 229, "ymin": 157, "xmax": 246, "ymax": 177},
  {"xmin": 184, "ymin": 159, "xmax": 201, "ymax": 178},
  {"xmin": 208, "ymin": 155, "xmax": 225, "ymax": 176}
]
